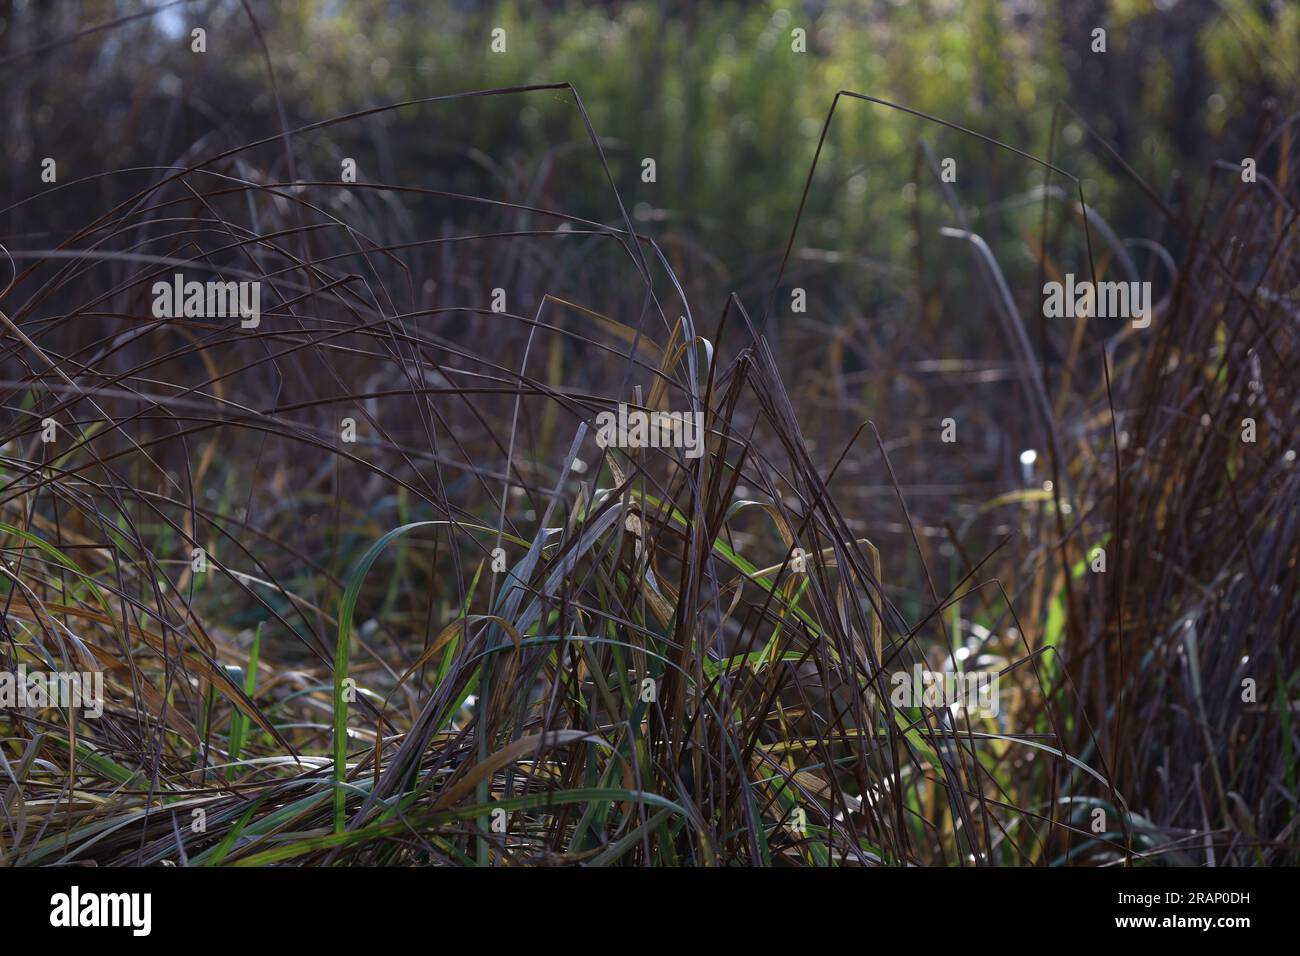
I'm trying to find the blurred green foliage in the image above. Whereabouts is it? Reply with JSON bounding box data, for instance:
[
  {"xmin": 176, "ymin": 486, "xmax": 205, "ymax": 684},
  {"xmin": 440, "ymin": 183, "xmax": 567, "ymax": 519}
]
[
  {"xmin": 4, "ymin": 0, "xmax": 1294, "ymax": 277},
  {"xmin": 233, "ymin": 1, "xmax": 1289, "ymax": 266}
]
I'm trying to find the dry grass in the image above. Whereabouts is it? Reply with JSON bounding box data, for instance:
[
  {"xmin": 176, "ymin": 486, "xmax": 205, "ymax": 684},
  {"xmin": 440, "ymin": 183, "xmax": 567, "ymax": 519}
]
[{"xmin": 0, "ymin": 25, "xmax": 1296, "ymax": 867}]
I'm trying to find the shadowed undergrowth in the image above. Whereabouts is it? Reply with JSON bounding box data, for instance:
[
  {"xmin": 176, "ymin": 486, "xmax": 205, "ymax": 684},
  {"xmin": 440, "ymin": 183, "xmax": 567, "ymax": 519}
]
[{"xmin": 1, "ymin": 69, "xmax": 1296, "ymax": 867}]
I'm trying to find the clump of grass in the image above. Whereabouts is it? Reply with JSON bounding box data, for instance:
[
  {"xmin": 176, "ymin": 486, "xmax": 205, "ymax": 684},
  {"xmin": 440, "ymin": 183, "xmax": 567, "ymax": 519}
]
[
  {"xmin": 0, "ymin": 22, "xmax": 1294, "ymax": 865},
  {"xmin": 1055, "ymin": 148, "xmax": 1300, "ymax": 864}
]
